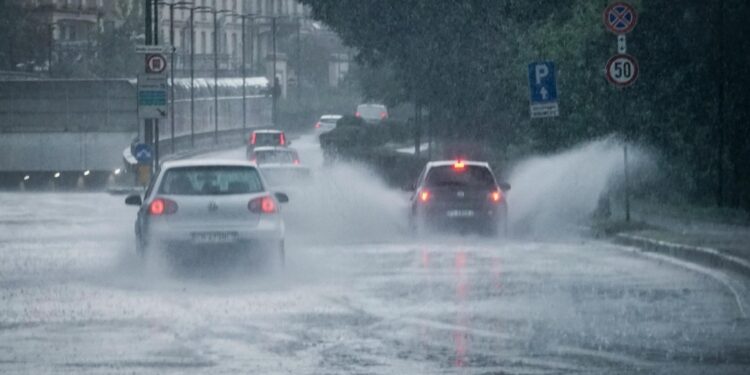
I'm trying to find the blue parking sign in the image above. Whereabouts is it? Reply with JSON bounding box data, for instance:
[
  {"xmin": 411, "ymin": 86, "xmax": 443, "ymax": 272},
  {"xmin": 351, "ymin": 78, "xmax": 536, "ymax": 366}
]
[
  {"xmin": 528, "ymin": 62, "xmax": 558, "ymax": 103},
  {"xmin": 528, "ymin": 61, "xmax": 559, "ymax": 118}
]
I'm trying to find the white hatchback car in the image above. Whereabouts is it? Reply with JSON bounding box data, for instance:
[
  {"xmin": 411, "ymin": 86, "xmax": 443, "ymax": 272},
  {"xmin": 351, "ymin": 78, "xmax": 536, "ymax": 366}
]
[{"xmin": 125, "ymin": 159, "xmax": 288, "ymax": 266}]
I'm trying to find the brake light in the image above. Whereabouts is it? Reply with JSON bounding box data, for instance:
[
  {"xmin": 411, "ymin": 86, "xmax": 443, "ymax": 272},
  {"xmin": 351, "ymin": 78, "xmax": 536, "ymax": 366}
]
[
  {"xmin": 248, "ymin": 196, "xmax": 277, "ymax": 214},
  {"xmin": 293, "ymin": 159, "xmax": 300, "ymax": 165},
  {"xmin": 490, "ymin": 189, "xmax": 503, "ymax": 203},
  {"xmin": 453, "ymin": 161, "xmax": 465, "ymax": 170},
  {"xmin": 380, "ymin": 112, "xmax": 387, "ymax": 119},
  {"xmin": 355, "ymin": 111, "xmax": 361, "ymax": 117},
  {"xmin": 279, "ymin": 133, "xmax": 286, "ymax": 145},
  {"xmin": 149, "ymin": 198, "xmax": 178, "ymax": 215},
  {"xmin": 419, "ymin": 190, "xmax": 430, "ymax": 202},
  {"xmin": 250, "ymin": 132, "xmax": 256, "ymax": 145},
  {"xmin": 315, "ymin": 122, "xmax": 321, "ymax": 128}
]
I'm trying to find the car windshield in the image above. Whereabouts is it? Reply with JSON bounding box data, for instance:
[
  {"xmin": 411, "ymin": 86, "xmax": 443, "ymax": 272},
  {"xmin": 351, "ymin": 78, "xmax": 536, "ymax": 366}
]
[
  {"xmin": 255, "ymin": 150, "xmax": 296, "ymax": 164},
  {"xmin": 425, "ymin": 165, "xmax": 496, "ymax": 188},
  {"xmin": 254, "ymin": 133, "xmax": 282, "ymax": 145},
  {"xmin": 158, "ymin": 166, "xmax": 263, "ymax": 195}
]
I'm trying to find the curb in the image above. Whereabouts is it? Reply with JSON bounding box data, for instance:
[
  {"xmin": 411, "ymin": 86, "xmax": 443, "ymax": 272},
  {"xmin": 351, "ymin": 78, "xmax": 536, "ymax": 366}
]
[{"xmin": 615, "ymin": 232, "xmax": 750, "ymax": 279}]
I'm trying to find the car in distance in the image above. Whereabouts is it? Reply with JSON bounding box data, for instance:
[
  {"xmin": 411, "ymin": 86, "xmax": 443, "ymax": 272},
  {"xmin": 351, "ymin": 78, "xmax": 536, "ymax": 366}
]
[
  {"xmin": 249, "ymin": 146, "xmax": 311, "ymax": 189},
  {"xmin": 247, "ymin": 129, "xmax": 289, "ymax": 157},
  {"xmin": 124, "ymin": 159, "xmax": 289, "ymax": 267},
  {"xmin": 409, "ymin": 160, "xmax": 510, "ymax": 236},
  {"xmin": 355, "ymin": 104, "xmax": 388, "ymax": 124},
  {"xmin": 314, "ymin": 114, "xmax": 342, "ymax": 134}
]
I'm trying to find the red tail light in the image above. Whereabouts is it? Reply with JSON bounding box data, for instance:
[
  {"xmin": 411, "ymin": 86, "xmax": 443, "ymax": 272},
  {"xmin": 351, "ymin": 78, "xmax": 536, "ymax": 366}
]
[
  {"xmin": 293, "ymin": 159, "xmax": 300, "ymax": 165},
  {"xmin": 315, "ymin": 122, "xmax": 321, "ymax": 128},
  {"xmin": 149, "ymin": 198, "xmax": 178, "ymax": 215},
  {"xmin": 489, "ymin": 189, "xmax": 503, "ymax": 203},
  {"xmin": 419, "ymin": 189, "xmax": 430, "ymax": 203},
  {"xmin": 380, "ymin": 112, "xmax": 387, "ymax": 119},
  {"xmin": 279, "ymin": 133, "xmax": 286, "ymax": 146},
  {"xmin": 248, "ymin": 196, "xmax": 277, "ymax": 214},
  {"xmin": 355, "ymin": 111, "xmax": 361, "ymax": 117},
  {"xmin": 250, "ymin": 132, "xmax": 256, "ymax": 145},
  {"xmin": 453, "ymin": 161, "xmax": 465, "ymax": 170}
]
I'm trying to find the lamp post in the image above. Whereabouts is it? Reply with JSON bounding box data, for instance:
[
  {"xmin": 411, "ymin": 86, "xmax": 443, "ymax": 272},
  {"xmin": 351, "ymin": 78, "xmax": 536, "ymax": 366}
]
[
  {"xmin": 185, "ymin": 5, "xmax": 211, "ymax": 148},
  {"xmin": 229, "ymin": 13, "xmax": 256, "ymax": 134},
  {"xmin": 157, "ymin": 1, "xmax": 193, "ymax": 154}
]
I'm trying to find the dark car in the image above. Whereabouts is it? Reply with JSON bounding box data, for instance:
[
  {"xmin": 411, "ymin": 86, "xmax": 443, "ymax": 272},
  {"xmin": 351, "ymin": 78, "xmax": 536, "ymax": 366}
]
[{"xmin": 409, "ymin": 160, "xmax": 510, "ymax": 236}]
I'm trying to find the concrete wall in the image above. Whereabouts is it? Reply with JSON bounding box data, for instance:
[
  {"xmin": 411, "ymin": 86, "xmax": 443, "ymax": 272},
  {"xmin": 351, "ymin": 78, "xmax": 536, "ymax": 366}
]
[{"xmin": 0, "ymin": 132, "xmax": 134, "ymax": 172}]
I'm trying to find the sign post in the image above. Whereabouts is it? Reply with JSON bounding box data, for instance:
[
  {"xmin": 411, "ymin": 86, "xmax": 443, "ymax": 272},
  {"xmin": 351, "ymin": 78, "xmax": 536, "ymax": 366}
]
[
  {"xmin": 527, "ymin": 61, "xmax": 559, "ymax": 119},
  {"xmin": 136, "ymin": 49, "xmax": 169, "ymax": 175},
  {"xmin": 603, "ymin": 2, "xmax": 638, "ymax": 222}
]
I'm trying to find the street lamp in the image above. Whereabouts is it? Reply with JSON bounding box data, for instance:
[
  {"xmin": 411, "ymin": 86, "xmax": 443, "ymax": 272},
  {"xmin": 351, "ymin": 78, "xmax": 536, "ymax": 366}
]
[
  {"xmin": 196, "ymin": 8, "xmax": 234, "ymax": 144},
  {"xmin": 157, "ymin": 1, "xmax": 193, "ymax": 154},
  {"xmin": 230, "ymin": 13, "xmax": 256, "ymax": 133},
  {"xmin": 181, "ymin": 5, "xmax": 211, "ymax": 148}
]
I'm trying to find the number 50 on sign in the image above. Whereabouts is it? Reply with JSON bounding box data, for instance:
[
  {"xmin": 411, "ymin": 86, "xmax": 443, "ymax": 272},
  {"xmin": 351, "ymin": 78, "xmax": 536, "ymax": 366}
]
[{"xmin": 605, "ymin": 53, "xmax": 639, "ymax": 87}]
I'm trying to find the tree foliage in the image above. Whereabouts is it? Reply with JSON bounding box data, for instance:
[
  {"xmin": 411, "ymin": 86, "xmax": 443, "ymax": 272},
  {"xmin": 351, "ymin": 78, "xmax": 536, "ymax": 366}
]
[{"xmin": 301, "ymin": 0, "xmax": 750, "ymax": 210}]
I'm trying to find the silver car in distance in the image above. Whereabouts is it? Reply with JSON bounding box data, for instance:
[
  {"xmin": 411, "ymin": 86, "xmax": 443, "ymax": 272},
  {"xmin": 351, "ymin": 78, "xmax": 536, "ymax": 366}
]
[{"xmin": 125, "ymin": 159, "xmax": 288, "ymax": 266}]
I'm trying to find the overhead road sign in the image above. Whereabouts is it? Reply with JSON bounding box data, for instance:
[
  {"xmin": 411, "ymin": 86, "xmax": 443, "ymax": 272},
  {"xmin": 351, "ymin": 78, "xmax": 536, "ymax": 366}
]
[
  {"xmin": 603, "ymin": 2, "xmax": 637, "ymax": 35},
  {"xmin": 135, "ymin": 45, "xmax": 175, "ymax": 54},
  {"xmin": 605, "ymin": 54, "xmax": 639, "ymax": 87},
  {"xmin": 145, "ymin": 54, "xmax": 167, "ymax": 74},
  {"xmin": 137, "ymin": 73, "xmax": 168, "ymax": 119},
  {"xmin": 528, "ymin": 61, "xmax": 559, "ymax": 119}
]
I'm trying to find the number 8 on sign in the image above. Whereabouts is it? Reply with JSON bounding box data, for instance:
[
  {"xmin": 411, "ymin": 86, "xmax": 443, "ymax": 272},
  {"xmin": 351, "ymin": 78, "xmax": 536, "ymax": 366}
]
[{"xmin": 605, "ymin": 53, "xmax": 638, "ymax": 87}]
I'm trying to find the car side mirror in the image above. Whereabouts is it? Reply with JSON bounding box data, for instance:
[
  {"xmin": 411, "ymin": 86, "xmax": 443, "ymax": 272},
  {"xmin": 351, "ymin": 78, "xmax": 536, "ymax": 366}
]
[
  {"xmin": 275, "ymin": 192, "xmax": 289, "ymax": 203},
  {"xmin": 125, "ymin": 194, "xmax": 142, "ymax": 206},
  {"xmin": 499, "ymin": 182, "xmax": 511, "ymax": 191}
]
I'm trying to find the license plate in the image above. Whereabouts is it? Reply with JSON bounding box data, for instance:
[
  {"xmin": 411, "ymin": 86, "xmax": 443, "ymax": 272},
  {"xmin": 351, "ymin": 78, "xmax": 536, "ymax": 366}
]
[
  {"xmin": 191, "ymin": 231, "xmax": 238, "ymax": 244},
  {"xmin": 446, "ymin": 209, "xmax": 475, "ymax": 218}
]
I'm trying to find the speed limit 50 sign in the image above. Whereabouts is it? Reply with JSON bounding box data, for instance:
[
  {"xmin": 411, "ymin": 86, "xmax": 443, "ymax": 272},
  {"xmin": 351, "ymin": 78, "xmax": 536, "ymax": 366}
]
[{"xmin": 605, "ymin": 53, "xmax": 638, "ymax": 87}]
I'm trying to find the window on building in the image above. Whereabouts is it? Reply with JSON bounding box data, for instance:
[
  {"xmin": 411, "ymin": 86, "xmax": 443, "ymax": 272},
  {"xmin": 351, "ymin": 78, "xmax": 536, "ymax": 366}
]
[
  {"xmin": 256, "ymin": 0, "xmax": 262, "ymax": 14},
  {"xmin": 222, "ymin": 0, "xmax": 227, "ymax": 11},
  {"xmin": 201, "ymin": 31, "xmax": 206, "ymax": 54}
]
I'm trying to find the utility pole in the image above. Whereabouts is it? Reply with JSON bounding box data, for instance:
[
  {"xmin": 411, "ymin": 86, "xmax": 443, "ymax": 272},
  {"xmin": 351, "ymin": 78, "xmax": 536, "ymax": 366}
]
[{"xmin": 272, "ymin": 16, "xmax": 277, "ymax": 128}]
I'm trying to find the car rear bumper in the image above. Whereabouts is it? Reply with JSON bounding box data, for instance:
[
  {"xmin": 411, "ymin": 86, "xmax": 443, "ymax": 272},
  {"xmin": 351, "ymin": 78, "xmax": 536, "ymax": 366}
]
[{"xmin": 144, "ymin": 218, "xmax": 283, "ymax": 251}]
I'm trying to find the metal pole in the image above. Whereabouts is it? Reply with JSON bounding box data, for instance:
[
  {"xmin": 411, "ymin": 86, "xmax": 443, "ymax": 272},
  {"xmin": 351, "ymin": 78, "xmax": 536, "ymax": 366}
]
[
  {"xmin": 213, "ymin": 11, "xmax": 219, "ymax": 143},
  {"xmin": 272, "ymin": 16, "xmax": 277, "ymax": 127},
  {"xmin": 169, "ymin": 4, "xmax": 175, "ymax": 153},
  {"xmin": 48, "ymin": 24, "xmax": 53, "ymax": 77},
  {"xmin": 241, "ymin": 15, "xmax": 246, "ymax": 133},
  {"xmin": 190, "ymin": 7, "xmax": 195, "ymax": 147},
  {"xmin": 296, "ymin": 17, "xmax": 301, "ymax": 102},
  {"xmin": 153, "ymin": 1, "xmax": 159, "ymax": 45},
  {"xmin": 624, "ymin": 144, "xmax": 630, "ymax": 222},
  {"xmin": 145, "ymin": 0, "xmax": 153, "ymax": 45}
]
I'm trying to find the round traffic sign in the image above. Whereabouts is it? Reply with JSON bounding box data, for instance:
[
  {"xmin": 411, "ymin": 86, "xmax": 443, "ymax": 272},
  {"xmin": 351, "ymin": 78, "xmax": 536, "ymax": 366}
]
[
  {"xmin": 145, "ymin": 54, "xmax": 167, "ymax": 74},
  {"xmin": 603, "ymin": 2, "xmax": 638, "ymax": 34},
  {"xmin": 605, "ymin": 54, "xmax": 639, "ymax": 87}
]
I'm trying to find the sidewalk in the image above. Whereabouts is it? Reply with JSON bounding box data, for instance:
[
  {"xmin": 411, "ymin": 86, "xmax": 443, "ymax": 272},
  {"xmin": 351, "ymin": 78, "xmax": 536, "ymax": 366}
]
[{"xmin": 598, "ymin": 202, "xmax": 750, "ymax": 277}]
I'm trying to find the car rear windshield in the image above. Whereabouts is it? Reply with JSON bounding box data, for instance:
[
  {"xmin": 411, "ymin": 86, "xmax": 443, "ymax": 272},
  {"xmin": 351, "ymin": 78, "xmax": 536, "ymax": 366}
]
[
  {"xmin": 425, "ymin": 165, "xmax": 496, "ymax": 188},
  {"xmin": 158, "ymin": 166, "xmax": 264, "ymax": 195},
  {"xmin": 255, "ymin": 150, "xmax": 296, "ymax": 164},
  {"xmin": 357, "ymin": 105, "xmax": 386, "ymax": 119},
  {"xmin": 254, "ymin": 132, "xmax": 282, "ymax": 145}
]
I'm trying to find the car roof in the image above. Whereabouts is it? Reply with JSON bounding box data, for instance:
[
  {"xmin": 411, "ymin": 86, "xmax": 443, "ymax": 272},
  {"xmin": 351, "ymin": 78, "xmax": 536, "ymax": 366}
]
[
  {"xmin": 161, "ymin": 159, "xmax": 258, "ymax": 169},
  {"xmin": 252, "ymin": 129, "xmax": 284, "ymax": 134},
  {"xmin": 253, "ymin": 146, "xmax": 297, "ymax": 152},
  {"xmin": 357, "ymin": 103, "xmax": 386, "ymax": 108},
  {"xmin": 320, "ymin": 114, "xmax": 342, "ymax": 120},
  {"xmin": 426, "ymin": 160, "xmax": 491, "ymax": 169}
]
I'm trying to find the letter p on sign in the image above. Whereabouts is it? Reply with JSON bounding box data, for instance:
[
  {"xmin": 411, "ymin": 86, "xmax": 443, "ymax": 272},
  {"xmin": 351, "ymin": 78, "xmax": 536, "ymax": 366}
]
[{"xmin": 535, "ymin": 64, "xmax": 549, "ymax": 85}]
